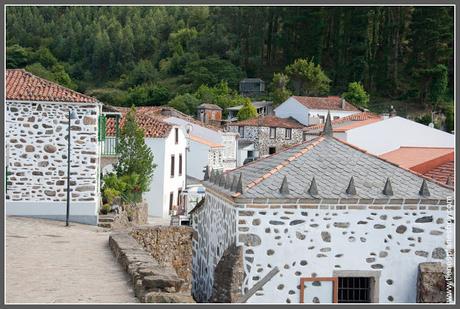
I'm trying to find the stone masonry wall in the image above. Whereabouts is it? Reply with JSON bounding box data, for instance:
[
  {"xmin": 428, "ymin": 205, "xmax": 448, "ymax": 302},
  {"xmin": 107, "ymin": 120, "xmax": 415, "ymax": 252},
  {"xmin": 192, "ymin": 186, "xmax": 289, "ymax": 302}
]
[
  {"xmin": 416, "ymin": 262, "xmax": 448, "ymax": 303},
  {"xmin": 236, "ymin": 204, "xmax": 451, "ymax": 303},
  {"xmin": 130, "ymin": 226, "xmax": 193, "ymax": 293},
  {"xmin": 210, "ymin": 244, "xmax": 245, "ymax": 302},
  {"xmin": 6, "ymin": 101, "xmax": 99, "ymax": 202},
  {"xmin": 228, "ymin": 125, "xmax": 303, "ymax": 156},
  {"xmin": 191, "ymin": 192, "xmax": 237, "ymax": 302}
]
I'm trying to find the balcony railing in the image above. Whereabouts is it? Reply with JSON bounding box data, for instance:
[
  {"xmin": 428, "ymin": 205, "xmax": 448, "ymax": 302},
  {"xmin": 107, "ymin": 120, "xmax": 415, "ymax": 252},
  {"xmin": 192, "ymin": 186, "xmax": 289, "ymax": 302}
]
[{"xmin": 101, "ymin": 136, "xmax": 118, "ymax": 156}]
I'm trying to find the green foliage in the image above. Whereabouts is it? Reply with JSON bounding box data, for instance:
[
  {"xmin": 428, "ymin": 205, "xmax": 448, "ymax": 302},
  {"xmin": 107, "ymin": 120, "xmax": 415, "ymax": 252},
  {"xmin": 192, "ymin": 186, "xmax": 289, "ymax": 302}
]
[
  {"xmin": 415, "ymin": 114, "xmax": 432, "ymax": 126},
  {"xmin": 168, "ymin": 93, "xmax": 199, "ymax": 114},
  {"xmin": 25, "ymin": 62, "xmax": 77, "ymax": 90},
  {"xmin": 126, "ymin": 84, "xmax": 170, "ymax": 106},
  {"xmin": 5, "ymin": 6, "xmax": 453, "ymax": 109},
  {"xmin": 115, "ymin": 106, "xmax": 156, "ymax": 201},
  {"xmin": 441, "ymin": 101, "xmax": 454, "ymax": 133},
  {"xmin": 86, "ymin": 88, "xmax": 128, "ymax": 106},
  {"xmin": 428, "ymin": 64, "xmax": 448, "ymax": 105},
  {"xmin": 271, "ymin": 73, "xmax": 291, "ymax": 106},
  {"xmin": 237, "ymin": 98, "xmax": 258, "ymax": 121},
  {"xmin": 101, "ymin": 203, "xmax": 112, "ymax": 214},
  {"xmin": 342, "ymin": 82, "xmax": 370, "ymax": 109},
  {"xmin": 285, "ymin": 58, "xmax": 330, "ymax": 96}
]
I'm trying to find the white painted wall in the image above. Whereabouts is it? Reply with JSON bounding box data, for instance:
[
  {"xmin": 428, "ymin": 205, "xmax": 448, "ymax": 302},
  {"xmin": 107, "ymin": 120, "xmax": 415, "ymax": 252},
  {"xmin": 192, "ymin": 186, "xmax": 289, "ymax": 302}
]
[
  {"xmin": 237, "ymin": 206, "xmax": 449, "ymax": 304},
  {"xmin": 237, "ymin": 143, "xmax": 255, "ymax": 166},
  {"xmin": 187, "ymin": 140, "xmax": 211, "ymax": 180},
  {"xmin": 341, "ymin": 117, "xmax": 455, "ymax": 155},
  {"xmin": 274, "ymin": 97, "xmax": 360, "ymax": 125},
  {"xmin": 5, "ymin": 101, "xmax": 101, "ymax": 225},
  {"xmin": 144, "ymin": 126, "xmax": 186, "ymax": 218}
]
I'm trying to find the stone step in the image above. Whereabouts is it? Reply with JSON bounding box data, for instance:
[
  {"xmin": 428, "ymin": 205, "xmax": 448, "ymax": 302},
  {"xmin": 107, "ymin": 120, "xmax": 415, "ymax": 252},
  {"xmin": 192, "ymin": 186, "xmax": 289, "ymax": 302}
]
[
  {"xmin": 98, "ymin": 222, "xmax": 112, "ymax": 228},
  {"xmin": 99, "ymin": 217, "xmax": 115, "ymax": 223}
]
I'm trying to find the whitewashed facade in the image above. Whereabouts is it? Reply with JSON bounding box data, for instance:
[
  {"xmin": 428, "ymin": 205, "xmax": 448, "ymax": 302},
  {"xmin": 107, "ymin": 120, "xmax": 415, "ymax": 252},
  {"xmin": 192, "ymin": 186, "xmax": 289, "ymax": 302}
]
[
  {"xmin": 274, "ymin": 96, "xmax": 360, "ymax": 126},
  {"xmin": 5, "ymin": 101, "xmax": 102, "ymax": 225}
]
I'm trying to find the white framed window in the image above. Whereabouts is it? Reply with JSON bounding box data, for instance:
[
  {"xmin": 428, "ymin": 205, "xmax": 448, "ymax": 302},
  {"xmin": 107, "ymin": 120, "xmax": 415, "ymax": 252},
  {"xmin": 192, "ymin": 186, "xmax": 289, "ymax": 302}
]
[
  {"xmin": 285, "ymin": 128, "xmax": 292, "ymax": 140},
  {"xmin": 238, "ymin": 126, "xmax": 244, "ymax": 137},
  {"xmin": 269, "ymin": 127, "xmax": 276, "ymax": 139}
]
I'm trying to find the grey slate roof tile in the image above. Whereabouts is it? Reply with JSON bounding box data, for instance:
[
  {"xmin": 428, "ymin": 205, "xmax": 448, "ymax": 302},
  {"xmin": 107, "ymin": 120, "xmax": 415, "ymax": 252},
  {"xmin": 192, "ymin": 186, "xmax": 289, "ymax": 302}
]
[{"xmin": 206, "ymin": 137, "xmax": 453, "ymax": 200}]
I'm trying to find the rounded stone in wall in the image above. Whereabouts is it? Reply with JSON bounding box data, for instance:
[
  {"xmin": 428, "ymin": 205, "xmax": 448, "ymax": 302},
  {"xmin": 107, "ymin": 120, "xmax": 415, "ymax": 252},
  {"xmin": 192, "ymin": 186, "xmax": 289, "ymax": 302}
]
[{"xmin": 266, "ymin": 249, "xmax": 275, "ymax": 256}]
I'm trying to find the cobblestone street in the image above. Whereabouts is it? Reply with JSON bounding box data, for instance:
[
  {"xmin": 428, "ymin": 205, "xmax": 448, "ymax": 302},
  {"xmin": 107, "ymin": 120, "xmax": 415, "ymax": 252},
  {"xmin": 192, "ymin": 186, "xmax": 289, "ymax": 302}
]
[{"xmin": 6, "ymin": 216, "xmax": 138, "ymax": 303}]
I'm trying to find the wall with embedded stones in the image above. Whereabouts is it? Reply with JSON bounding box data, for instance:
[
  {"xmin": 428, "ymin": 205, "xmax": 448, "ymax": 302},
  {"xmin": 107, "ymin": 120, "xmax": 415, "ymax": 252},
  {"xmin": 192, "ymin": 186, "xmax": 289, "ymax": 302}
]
[
  {"xmin": 5, "ymin": 101, "xmax": 101, "ymax": 224},
  {"xmin": 191, "ymin": 191, "xmax": 238, "ymax": 302},
  {"xmin": 235, "ymin": 204, "xmax": 450, "ymax": 304}
]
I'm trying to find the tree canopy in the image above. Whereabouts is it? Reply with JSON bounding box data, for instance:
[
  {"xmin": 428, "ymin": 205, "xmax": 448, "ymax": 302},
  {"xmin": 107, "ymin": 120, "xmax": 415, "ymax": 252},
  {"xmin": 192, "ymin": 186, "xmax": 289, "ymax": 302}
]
[
  {"xmin": 342, "ymin": 82, "xmax": 370, "ymax": 109},
  {"xmin": 6, "ymin": 6, "xmax": 454, "ymax": 115},
  {"xmin": 237, "ymin": 99, "xmax": 258, "ymax": 121}
]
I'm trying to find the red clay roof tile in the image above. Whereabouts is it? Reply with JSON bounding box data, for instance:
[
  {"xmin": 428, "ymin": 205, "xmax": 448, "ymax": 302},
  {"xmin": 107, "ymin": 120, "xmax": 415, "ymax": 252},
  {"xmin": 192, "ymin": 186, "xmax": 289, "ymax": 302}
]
[
  {"xmin": 292, "ymin": 96, "xmax": 360, "ymax": 111},
  {"xmin": 6, "ymin": 69, "xmax": 98, "ymax": 103}
]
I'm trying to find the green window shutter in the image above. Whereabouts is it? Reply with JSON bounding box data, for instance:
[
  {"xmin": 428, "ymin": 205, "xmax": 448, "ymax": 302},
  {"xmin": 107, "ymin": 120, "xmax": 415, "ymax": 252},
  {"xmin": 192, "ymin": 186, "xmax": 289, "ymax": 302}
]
[{"xmin": 98, "ymin": 115, "xmax": 107, "ymax": 141}]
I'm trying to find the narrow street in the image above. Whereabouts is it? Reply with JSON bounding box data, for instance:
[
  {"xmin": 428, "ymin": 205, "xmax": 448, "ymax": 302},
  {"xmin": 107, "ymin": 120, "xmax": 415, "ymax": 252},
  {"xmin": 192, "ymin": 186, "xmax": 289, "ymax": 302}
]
[{"xmin": 5, "ymin": 216, "xmax": 138, "ymax": 303}]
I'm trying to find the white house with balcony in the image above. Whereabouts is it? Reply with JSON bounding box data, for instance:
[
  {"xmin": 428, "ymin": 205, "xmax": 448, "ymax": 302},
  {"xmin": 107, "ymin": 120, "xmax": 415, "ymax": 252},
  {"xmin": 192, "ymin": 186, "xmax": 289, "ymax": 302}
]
[{"xmin": 274, "ymin": 96, "xmax": 361, "ymax": 126}]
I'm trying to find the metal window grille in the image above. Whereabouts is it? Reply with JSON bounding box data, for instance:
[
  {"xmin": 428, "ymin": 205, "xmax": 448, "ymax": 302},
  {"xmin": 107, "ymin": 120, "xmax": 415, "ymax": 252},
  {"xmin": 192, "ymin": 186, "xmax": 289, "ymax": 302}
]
[{"xmin": 338, "ymin": 277, "xmax": 371, "ymax": 303}]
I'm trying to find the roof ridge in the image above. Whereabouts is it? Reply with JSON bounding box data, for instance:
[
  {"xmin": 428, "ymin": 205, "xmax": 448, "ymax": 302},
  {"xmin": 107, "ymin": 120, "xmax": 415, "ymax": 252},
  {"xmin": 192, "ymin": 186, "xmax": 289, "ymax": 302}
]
[
  {"xmin": 333, "ymin": 137, "xmax": 454, "ymax": 191},
  {"xmin": 244, "ymin": 137, "xmax": 325, "ymax": 192}
]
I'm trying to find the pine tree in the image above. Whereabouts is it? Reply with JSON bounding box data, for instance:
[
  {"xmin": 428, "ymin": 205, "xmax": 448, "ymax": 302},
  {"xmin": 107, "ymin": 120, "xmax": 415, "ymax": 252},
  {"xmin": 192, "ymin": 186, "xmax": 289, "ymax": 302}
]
[{"xmin": 115, "ymin": 106, "xmax": 156, "ymax": 201}]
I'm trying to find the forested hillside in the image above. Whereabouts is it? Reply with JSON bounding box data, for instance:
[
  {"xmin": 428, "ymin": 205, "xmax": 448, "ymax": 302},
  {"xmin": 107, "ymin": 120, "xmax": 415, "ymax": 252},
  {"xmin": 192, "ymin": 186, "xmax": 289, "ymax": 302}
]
[{"xmin": 6, "ymin": 6, "xmax": 454, "ymax": 127}]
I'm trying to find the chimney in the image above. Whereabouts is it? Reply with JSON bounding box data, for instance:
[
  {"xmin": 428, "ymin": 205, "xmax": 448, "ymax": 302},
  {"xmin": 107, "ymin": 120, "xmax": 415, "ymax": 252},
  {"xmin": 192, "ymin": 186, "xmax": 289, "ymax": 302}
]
[{"xmin": 341, "ymin": 98, "xmax": 345, "ymax": 109}]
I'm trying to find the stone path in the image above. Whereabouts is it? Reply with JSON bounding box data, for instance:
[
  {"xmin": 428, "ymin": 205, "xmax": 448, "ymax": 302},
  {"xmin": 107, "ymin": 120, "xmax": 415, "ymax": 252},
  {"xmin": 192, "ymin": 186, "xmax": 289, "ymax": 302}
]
[{"xmin": 6, "ymin": 216, "xmax": 138, "ymax": 304}]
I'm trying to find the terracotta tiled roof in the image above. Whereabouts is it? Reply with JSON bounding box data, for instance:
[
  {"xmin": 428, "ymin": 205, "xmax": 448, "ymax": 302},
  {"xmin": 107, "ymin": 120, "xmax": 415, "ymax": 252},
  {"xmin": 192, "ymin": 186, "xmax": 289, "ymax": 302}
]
[
  {"xmin": 379, "ymin": 147, "xmax": 454, "ymax": 173},
  {"xmin": 303, "ymin": 112, "xmax": 382, "ymax": 134},
  {"xmin": 106, "ymin": 108, "xmax": 172, "ymax": 138},
  {"xmin": 189, "ymin": 134, "xmax": 223, "ymax": 148},
  {"xmin": 423, "ymin": 161, "xmax": 454, "ymax": 188},
  {"xmin": 229, "ymin": 116, "xmax": 304, "ymax": 129},
  {"xmin": 6, "ymin": 69, "xmax": 98, "ymax": 103},
  {"xmin": 292, "ymin": 96, "xmax": 360, "ymax": 111}
]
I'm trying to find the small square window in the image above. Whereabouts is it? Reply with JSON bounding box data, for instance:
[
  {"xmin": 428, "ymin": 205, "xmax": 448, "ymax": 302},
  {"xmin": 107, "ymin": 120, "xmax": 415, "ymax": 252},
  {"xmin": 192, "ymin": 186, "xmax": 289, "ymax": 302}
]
[{"xmin": 338, "ymin": 277, "xmax": 371, "ymax": 303}]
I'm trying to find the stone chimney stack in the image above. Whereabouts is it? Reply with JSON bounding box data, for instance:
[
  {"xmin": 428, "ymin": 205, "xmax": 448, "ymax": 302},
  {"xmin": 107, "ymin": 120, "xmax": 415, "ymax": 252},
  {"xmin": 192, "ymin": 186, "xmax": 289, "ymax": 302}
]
[{"xmin": 341, "ymin": 98, "xmax": 345, "ymax": 109}]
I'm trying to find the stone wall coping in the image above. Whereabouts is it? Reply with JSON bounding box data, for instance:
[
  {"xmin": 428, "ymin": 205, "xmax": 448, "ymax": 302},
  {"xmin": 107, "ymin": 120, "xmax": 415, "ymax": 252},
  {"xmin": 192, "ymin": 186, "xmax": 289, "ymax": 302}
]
[{"xmin": 108, "ymin": 231, "xmax": 195, "ymax": 303}]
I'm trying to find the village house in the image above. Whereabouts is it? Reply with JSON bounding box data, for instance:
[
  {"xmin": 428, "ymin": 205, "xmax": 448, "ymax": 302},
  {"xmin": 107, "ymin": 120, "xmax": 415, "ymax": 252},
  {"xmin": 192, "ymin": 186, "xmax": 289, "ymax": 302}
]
[
  {"xmin": 106, "ymin": 107, "xmax": 187, "ymax": 219},
  {"xmin": 191, "ymin": 113, "xmax": 454, "ymax": 304},
  {"xmin": 196, "ymin": 103, "xmax": 222, "ymax": 125},
  {"xmin": 303, "ymin": 112, "xmax": 455, "ymax": 155},
  {"xmin": 5, "ymin": 69, "xmax": 103, "ymax": 225},
  {"xmin": 274, "ymin": 96, "xmax": 361, "ymax": 126},
  {"xmin": 227, "ymin": 115, "xmax": 304, "ymax": 164},
  {"xmin": 226, "ymin": 101, "xmax": 274, "ymax": 121}
]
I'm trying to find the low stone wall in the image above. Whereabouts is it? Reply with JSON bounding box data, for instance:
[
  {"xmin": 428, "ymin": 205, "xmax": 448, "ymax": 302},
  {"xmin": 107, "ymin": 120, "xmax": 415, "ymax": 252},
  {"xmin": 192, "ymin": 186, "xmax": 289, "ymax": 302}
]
[
  {"xmin": 417, "ymin": 262, "xmax": 448, "ymax": 303},
  {"xmin": 109, "ymin": 231, "xmax": 194, "ymax": 303},
  {"xmin": 111, "ymin": 202, "xmax": 148, "ymax": 229},
  {"xmin": 130, "ymin": 226, "xmax": 193, "ymax": 293}
]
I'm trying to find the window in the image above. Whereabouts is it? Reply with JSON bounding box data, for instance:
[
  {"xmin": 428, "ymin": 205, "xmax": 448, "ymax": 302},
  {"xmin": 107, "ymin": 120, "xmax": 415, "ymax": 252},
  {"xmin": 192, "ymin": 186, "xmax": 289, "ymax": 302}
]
[
  {"xmin": 177, "ymin": 188, "xmax": 182, "ymax": 206},
  {"xmin": 169, "ymin": 192, "xmax": 174, "ymax": 212},
  {"xmin": 285, "ymin": 128, "xmax": 292, "ymax": 140},
  {"xmin": 334, "ymin": 116, "xmax": 340, "ymax": 120},
  {"xmin": 170, "ymin": 155, "xmax": 175, "ymax": 177},
  {"xmin": 175, "ymin": 128, "xmax": 179, "ymax": 144},
  {"xmin": 238, "ymin": 126, "xmax": 244, "ymax": 137},
  {"xmin": 269, "ymin": 127, "xmax": 276, "ymax": 139},
  {"xmin": 178, "ymin": 154, "xmax": 183, "ymax": 175},
  {"xmin": 338, "ymin": 277, "xmax": 371, "ymax": 303},
  {"xmin": 247, "ymin": 150, "xmax": 254, "ymax": 158},
  {"xmin": 269, "ymin": 147, "xmax": 276, "ymax": 155},
  {"xmin": 319, "ymin": 115, "xmax": 325, "ymax": 123}
]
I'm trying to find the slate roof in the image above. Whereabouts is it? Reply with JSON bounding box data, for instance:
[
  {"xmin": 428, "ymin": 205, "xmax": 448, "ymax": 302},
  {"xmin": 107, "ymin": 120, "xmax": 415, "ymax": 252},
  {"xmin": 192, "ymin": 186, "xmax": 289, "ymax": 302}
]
[
  {"xmin": 204, "ymin": 136, "xmax": 453, "ymax": 200},
  {"xmin": 229, "ymin": 115, "xmax": 304, "ymax": 129},
  {"xmin": 106, "ymin": 108, "xmax": 172, "ymax": 138},
  {"xmin": 304, "ymin": 112, "xmax": 382, "ymax": 134},
  {"xmin": 6, "ymin": 69, "xmax": 98, "ymax": 103},
  {"xmin": 292, "ymin": 96, "xmax": 360, "ymax": 111}
]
